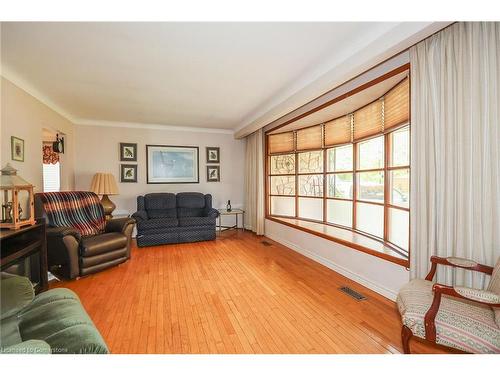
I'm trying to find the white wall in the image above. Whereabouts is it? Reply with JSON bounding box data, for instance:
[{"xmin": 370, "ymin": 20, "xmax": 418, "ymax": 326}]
[
  {"xmin": 265, "ymin": 219, "xmax": 410, "ymax": 301},
  {"xmin": 74, "ymin": 124, "xmax": 246, "ymax": 224},
  {"xmin": 0, "ymin": 77, "xmax": 75, "ymax": 192}
]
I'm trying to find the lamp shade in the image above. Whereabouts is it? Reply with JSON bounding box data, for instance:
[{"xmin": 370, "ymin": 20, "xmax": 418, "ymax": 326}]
[{"xmin": 90, "ymin": 173, "xmax": 119, "ymax": 195}]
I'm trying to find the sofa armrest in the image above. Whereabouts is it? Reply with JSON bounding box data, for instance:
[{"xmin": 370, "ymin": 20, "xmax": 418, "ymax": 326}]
[
  {"xmin": 204, "ymin": 208, "xmax": 219, "ymax": 218},
  {"xmin": 132, "ymin": 210, "xmax": 148, "ymax": 222},
  {"xmin": 105, "ymin": 217, "xmax": 135, "ymax": 234},
  {"xmin": 46, "ymin": 226, "xmax": 81, "ymax": 242},
  {"xmin": 1, "ymin": 340, "xmax": 51, "ymax": 354},
  {"xmin": 425, "ymin": 256, "xmax": 494, "ymax": 281}
]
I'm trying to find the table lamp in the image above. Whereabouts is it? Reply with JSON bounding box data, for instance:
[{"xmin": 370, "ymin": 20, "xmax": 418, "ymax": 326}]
[{"xmin": 90, "ymin": 172, "xmax": 119, "ymax": 220}]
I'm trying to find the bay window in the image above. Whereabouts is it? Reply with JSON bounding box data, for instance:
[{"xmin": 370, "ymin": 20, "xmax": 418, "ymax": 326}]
[{"xmin": 266, "ymin": 76, "xmax": 410, "ymax": 257}]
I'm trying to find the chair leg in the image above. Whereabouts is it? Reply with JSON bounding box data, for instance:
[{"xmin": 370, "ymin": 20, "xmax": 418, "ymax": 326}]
[{"xmin": 401, "ymin": 325, "xmax": 413, "ymax": 354}]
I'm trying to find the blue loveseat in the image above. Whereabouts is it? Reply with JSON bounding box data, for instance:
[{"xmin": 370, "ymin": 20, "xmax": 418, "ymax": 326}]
[{"xmin": 132, "ymin": 192, "xmax": 219, "ymax": 247}]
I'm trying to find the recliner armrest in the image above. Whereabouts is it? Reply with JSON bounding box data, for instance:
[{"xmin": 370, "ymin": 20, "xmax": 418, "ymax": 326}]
[
  {"xmin": 204, "ymin": 208, "xmax": 219, "ymax": 218},
  {"xmin": 47, "ymin": 226, "xmax": 81, "ymax": 242},
  {"xmin": 105, "ymin": 217, "xmax": 135, "ymax": 234},
  {"xmin": 132, "ymin": 210, "xmax": 148, "ymax": 222}
]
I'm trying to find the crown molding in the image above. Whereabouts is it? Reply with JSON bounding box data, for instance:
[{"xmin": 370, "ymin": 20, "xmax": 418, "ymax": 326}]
[
  {"xmin": 75, "ymin": 119, "xmax": 235, "ymax": 135},
  {"xmin": 1, "ymin": 68, "xmax": 234, "ymax": 134},
  {"xmin": 1, "ymin": 67, "xmax": 76, "ymax": 123}
]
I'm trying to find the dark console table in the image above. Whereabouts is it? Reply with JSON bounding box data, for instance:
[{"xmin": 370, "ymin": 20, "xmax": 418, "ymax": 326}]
[{"xmin": 0, "ymin": 221, "xmax": 48, "ymax": 294}]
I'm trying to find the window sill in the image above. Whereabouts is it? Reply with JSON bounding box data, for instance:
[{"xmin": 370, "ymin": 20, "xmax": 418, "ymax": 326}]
[{"xmin": 266, "ymin": 216, "xmax": 409, "ymax": 267}]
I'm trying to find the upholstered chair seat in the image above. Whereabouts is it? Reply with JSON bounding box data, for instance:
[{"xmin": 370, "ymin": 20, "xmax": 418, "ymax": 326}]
[
  {"xmin": 397, "ymin": 278, "xmax": 499, "ymax": 353},
  {"xmin": 397, "ymin": 256, "xmax": 500, "ymax": 353}
]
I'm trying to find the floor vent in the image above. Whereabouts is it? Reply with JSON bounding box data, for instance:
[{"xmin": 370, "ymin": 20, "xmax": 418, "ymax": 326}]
[
  {"xmin": 261, "ymin": 240, "xmax": 273, "ymax": 247},
  {"xmin": 339, "ymin": 286, "xmax": 367, "ymax": 301}
]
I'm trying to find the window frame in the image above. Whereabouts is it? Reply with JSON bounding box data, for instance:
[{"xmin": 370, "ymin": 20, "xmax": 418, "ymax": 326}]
[{"xmin": 265, "ymin": 71, "xmax": 410, "ymax": 265}]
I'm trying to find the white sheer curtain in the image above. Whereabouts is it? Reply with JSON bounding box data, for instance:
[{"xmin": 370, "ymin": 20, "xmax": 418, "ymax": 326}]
[
  {"xmin": 244, "ymin": 128, "xmax": 265, "ymax": 235},
  {"xmin": 410, "ymin": 22, "xmax": 500, "ymax": 288}
]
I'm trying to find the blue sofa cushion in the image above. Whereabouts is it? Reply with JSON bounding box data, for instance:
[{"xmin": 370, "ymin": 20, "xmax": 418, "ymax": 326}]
[
  {"xmin": 144, "ymin": 193, "xmax": 177, "ymax": 218},
  {"xmin": 137, "ymin": 217, "xmax": 179, "ymax": 231},
  {"xmin": 178, "ymin": 217, "xmax": 216, "ymax": 227},
  {"xmin": 177, "ymin": 192, "xmax": 207, "ymax": 217},
  {"xmin": 178, "ymin": 207, "xmax": 204, "ymax": 217}
]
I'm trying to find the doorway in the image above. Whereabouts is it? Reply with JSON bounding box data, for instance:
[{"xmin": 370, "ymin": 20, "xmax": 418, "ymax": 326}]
[{"xmin": 42, "ymin": 128, "xmax": 61, "ymax": 192}]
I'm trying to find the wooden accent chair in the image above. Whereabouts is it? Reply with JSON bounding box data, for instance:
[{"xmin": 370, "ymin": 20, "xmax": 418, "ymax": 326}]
[{"xmin": 397, "ymin": 256, "xmax": 500, "ymax": 353}]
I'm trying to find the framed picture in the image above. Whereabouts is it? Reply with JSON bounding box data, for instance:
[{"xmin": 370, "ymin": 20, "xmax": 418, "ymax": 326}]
[
  {"xmin": 11, "ymin": 136, "xmax": 24, "ymax": 162},
  {"xmin": 120, "ymin": 164, "xmax": 138, "ymax": 183},
  {"xmin": 120, "ymin": 143, "xmax": 137, "ymax": 161},
  {"xmin": 207, "ymin": 165, "xmax": 220, "ymax": 182},
  {"xmin": 146, "ymin": 145, "xmax": 199, "ymax": 184},
  {"xmin": 206, "ymin": 147, "xmax": 220, "ymax": 163}
]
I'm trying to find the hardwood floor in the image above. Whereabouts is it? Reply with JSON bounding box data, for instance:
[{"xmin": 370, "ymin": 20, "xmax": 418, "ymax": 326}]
[{"xmin": 52, "ymin": 230, "xmax": 450, "ymax": 354}]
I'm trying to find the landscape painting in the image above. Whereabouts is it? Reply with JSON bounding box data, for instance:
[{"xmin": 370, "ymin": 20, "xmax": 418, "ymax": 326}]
[{"xmin": 146, "ymin": 145, "xmax": 199, "ymax": 184}]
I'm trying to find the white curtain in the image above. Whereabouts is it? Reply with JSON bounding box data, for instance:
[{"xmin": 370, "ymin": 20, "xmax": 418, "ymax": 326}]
[
  {"xmin": 410, "ymin": 22, "xmax": 500, "ymax": 288},
  {"xmin": 244, "ymin": 128, "xmax": 265, "ymax": 235}
]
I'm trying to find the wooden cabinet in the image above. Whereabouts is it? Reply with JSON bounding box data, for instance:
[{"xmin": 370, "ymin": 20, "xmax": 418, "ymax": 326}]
[{"xmin": 0, "ymin": 220, "xmax": 48, "ymax": 293}]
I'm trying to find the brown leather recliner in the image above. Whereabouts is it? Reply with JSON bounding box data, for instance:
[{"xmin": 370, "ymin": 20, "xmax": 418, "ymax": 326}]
[{"xmin": 35, "ymin": 192, "xmax": 135, "ymax": 279}]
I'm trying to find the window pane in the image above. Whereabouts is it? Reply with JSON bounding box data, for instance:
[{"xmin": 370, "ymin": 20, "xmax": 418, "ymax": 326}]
[
  {"xmin": 270, "ymin": 196, "xmax": 295, "ymax": 217},
  {"xmin": 327, "ymin": 199, "xmax": 352, "ymax": 227},
  {"xmin": 270, "ymin": 176, "xmax": 295, "ymax": 195},
  {"xmin": 357, "ymin": 171, "xmax": 384, "ymax": 203},
  {"xmin": 270, "ymin": 154, "xmax": 295, "ymax": 175},
  {"xmin": 388, "ymin": 208, "xmax": 409, "ymax": 250},
  {"xmin": 389, "ymin": 169, "xmax": 409, "ymax": 208},
  {"xmin": 356, "ymin": 202, "xmax": 384, "ymax": 238},
  {"xmin": 298, "ymin": 150, "xmax": 323, "ymax": 173},
  {"xmin": 298, "ymin": 197, "xmax": 323, "ymax": 221},
  {"xmin": 299, "ymin": 175, "xmax": 323, "ymax": 197},
  {"xmin": 327, "ymin": 144, "xmax": 353, "ymax": 172},
  {"xmin": 358, "ymin": 136, "xmax": 384, "ymax": 170},
  {"xmin": 327, "ymin": 173, "xmax": 353, "ymax": 199},
  {"xmin": 43, "ymin": 162, "xmax": 60, "ymax": 192},
  {"xmin": 390, "ymin": 126, "xmax": 409, "ymax": 167}
]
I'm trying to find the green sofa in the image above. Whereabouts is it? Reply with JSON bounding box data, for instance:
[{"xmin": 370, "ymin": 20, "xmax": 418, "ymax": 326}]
[{"xmin": 0, "ymin": 273, "xmax": 108, "ymax": 354}]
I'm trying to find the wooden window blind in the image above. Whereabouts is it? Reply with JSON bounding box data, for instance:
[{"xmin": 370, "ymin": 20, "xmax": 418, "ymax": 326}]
[
  {"xmin": 268, "ymin": 132, "xmax": 294, "ymax": 154},
  {"xmin": 353, "ymin": 99, "xmax": 383, "ymax": 141},
  {"xmin": 296, "ymin": 125, "xmax": 323, "ymax": 150},
  {"xmin": 384, "ymin": 77, "xmax": 409, "ymax": 130},
  {"xmin": 324, "ymin": 116, "xmax": 351, "ymax": 146}
]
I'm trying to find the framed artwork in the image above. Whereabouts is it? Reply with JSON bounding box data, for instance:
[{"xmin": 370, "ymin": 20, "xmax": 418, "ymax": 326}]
[
  {"xmin": 207, "ymin": 165, "xmax": 220, "ymax": 182},
  {"xmin": 11, "ymin": 136, "xmax": 24, "ymax": 162},
  {"xmin": 120, "ymin": 143, "xmax": 137, "ymax": 162},
  {"xmin": 146, "ymin": 145, "xmax": 199, "ymax": 184},
  {"xmin": 206, "ymin": 147, "xmax": 220, "ymax": 163},
  {"xmin": 120, "ymin": 164, "xmax": 138, "ymax": 183}
]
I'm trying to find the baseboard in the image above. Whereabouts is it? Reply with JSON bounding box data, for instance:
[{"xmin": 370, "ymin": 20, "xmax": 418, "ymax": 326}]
[{"xmin": 265, "ymin": 233, "xmax": 399, "ymax": 301}]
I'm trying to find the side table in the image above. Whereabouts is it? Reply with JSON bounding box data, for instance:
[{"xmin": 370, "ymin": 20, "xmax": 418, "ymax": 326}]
[
  {"xmin": 0, "ymin": 220, "xmax": 48, "ymax": 294},
  {"xmin": 217, "ymin": 208, "xmax": 245, "ymax": 233}
]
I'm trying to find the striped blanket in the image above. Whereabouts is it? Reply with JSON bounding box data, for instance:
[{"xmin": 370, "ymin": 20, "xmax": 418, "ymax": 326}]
[{"xmin": 37, "ymin": 191, "xmax": 106, "ymax": 236}]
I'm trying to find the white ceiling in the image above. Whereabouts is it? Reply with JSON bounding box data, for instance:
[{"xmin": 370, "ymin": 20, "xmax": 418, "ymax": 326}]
[{"xmin": 1, "ymin": 22, "xmax": 449, "ymax": 134}]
